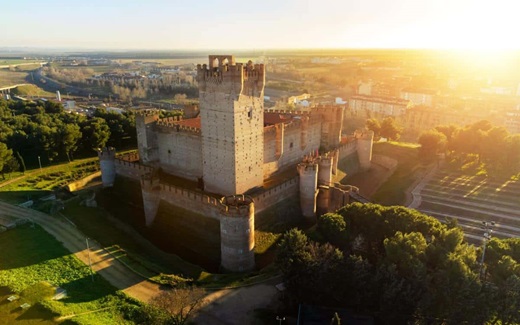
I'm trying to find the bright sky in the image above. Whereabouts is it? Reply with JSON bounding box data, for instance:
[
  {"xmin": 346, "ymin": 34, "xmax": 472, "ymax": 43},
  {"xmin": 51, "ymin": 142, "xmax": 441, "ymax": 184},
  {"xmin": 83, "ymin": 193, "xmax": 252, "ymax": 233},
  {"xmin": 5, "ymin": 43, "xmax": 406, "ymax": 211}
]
[{"xmin": 1, "ymin": 0, "xmax": 519, "ymax": 50}]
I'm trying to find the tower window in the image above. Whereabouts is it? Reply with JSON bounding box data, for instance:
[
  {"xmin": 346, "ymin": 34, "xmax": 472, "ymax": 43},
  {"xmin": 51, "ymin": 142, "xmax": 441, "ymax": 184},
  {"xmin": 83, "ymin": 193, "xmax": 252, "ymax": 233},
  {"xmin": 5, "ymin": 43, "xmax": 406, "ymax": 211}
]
[{"xmin": 247, "ymin": 107, "xmax": 253, "ymax": 119}]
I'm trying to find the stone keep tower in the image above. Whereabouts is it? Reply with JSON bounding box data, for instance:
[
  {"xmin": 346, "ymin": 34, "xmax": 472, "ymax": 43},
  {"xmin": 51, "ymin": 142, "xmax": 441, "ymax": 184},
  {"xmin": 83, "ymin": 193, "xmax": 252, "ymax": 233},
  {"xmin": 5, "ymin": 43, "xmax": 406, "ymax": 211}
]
[{"xmin": 197, "ymin": 55, "xmax": 265, "ymax": 195}]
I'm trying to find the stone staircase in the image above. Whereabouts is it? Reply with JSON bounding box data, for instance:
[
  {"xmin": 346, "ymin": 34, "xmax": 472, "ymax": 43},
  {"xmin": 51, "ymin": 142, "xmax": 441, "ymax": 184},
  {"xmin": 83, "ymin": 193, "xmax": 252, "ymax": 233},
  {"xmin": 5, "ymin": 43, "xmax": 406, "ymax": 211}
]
[{"xmin": 416, "ymin": 171, "xmax": 520, "ymax": 243}]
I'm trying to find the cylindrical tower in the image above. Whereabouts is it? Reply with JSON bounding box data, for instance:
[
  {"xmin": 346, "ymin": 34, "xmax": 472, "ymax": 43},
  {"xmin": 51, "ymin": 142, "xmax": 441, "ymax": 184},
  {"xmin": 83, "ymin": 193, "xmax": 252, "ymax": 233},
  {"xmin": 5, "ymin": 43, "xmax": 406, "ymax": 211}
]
[
  {"xmin": 318, "ymin": 156, "xmax": 333, "ymax": 186},
  {"xmin": 141, "ymin": 174, "xmax": 161, "ymax": 227},
  {"xmin": 316, "ymin": 185, "xmax": 330, "ymax": 216},
  {"xmin": 219, "ymin": 195, "xmax": 255, "ymax": 272},
  {"xmin": 97, "ymin": 147, "xmax": 116, "ymax": 187},
  {"xmin": 355, "ymin": 130, "xmax": 374, "ymax": 170},
  {"xmin": 297, "ymin": 160, "xmax": 318, "ymax": 221}
]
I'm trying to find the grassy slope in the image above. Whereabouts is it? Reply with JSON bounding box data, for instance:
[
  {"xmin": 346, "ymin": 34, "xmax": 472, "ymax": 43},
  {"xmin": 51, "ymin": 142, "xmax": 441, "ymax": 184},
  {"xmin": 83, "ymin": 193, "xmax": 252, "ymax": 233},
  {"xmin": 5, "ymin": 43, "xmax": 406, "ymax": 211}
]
[
  {"xmin": 0, "ymin": 158, "xmax": 99, "ymax": 204},
  {"xmin": 0, "ymin": 224, "xmax": 139, "ymax": 324},
  {"xmin": 12, "ymin": 84, "xmax": 56, "ymax": 97},
  {"xmin": 370, "ymin": 141, "xmax": 425, "ymax": 206},
  {"xmin": 0, "ymin": 68, "xmax": 28, "ymax": 87}
]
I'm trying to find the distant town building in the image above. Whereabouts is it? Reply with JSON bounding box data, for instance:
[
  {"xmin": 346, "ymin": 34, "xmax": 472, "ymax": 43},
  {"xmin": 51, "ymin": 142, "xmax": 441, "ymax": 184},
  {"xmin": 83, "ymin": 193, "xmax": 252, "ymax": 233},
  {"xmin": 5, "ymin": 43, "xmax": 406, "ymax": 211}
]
[
  {"xmin": 349, "ymin": 95, "xmax": 413, "ymax": 118},
  {"xmin": 400, "ymin": 88, "xmax": 437, "ymax": 107}
]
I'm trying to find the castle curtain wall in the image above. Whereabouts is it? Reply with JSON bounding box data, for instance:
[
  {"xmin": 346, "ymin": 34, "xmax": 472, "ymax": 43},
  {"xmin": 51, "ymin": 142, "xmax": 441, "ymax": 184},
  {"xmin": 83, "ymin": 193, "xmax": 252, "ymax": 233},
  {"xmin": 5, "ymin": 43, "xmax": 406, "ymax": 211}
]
[{"xmin": 156, "ymin": 129, "xmax": 203, "ymax": 180}]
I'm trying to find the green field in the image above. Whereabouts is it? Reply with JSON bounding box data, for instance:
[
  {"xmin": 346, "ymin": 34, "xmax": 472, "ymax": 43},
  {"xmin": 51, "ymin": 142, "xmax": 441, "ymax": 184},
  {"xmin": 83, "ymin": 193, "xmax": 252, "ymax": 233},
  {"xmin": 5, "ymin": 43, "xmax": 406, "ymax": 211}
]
[
  {"xmin": 0, "ymin": 68, "xmax": 28, "ymax": 88},
  {"xmin": 0, "ymin": 59, "xmax": 43, "ymax": 66},
  {"xmin": 0, "ymin": 224, "xmax": 141, "ymax": 324}
]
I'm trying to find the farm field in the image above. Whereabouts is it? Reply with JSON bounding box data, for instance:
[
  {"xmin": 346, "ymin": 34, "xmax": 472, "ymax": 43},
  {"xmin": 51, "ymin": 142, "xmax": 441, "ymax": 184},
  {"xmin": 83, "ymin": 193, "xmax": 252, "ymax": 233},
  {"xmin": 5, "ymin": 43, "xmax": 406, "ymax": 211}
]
[
  {"xmin": 0, "ymin": 59, "xmax": 43, "ymax": 66},
  {"xmin": 0, "ymin": 68, "xmax": 28, "ymax": 87},
  {"xmin": 417, "ymin": 169, "xmax": 520, "ymax": 242}
]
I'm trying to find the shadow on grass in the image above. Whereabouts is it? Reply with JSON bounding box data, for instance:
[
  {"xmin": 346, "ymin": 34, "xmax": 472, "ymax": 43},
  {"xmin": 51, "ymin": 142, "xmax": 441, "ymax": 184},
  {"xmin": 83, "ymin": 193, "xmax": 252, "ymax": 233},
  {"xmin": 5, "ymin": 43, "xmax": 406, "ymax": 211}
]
[
  {"xmin": 0, "ymin": 224, "xmax": 69, "ymax": 270},
  {"xmin": 14, "ymin": 303, "xmax": 60, "ymax": 321},
  {"xmin": 60, "ymin": 275, "xmax": 117, "ymax": 304},
  {"xmin": 0, "ymin": 190, "xmax": 51, "ymax": 204}
]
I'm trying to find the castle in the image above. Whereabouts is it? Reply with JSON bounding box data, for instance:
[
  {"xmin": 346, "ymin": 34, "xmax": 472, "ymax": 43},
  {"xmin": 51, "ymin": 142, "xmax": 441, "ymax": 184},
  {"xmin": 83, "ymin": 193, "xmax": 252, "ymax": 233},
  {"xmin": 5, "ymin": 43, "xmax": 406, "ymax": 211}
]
[{"xmin": 98, "ymin": 55, "xmax": 373, "ymax": 272}]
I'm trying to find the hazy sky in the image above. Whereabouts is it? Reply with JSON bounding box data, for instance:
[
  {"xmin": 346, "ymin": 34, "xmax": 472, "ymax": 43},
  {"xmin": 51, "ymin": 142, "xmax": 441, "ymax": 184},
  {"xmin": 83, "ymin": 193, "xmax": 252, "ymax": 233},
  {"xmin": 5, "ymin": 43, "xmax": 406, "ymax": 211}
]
[{"xmin": 1, "ymin": 0, "xmax": 518, "ymax": 50}]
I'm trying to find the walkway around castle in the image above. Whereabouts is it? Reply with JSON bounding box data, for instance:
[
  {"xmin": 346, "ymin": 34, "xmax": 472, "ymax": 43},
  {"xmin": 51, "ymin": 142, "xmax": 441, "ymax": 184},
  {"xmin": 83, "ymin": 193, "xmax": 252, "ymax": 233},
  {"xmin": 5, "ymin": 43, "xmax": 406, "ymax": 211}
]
[
  {"xmin": 0, "ymin": 199, "xmax": 281, "ymax": 324},
  {"xmin": 0, "ymin": 200, "xmax": 161, "ymax": 302}
]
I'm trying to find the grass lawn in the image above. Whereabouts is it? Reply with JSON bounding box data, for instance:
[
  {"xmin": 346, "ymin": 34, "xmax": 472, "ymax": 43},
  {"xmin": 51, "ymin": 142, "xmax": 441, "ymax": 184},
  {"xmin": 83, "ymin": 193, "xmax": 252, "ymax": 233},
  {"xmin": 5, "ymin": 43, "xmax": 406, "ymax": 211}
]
[
  {"xmin": 0, "ymin": 224, "xmax": 141, "ymax": 324},
  {"xmin": 0, "ymin": 158, "xmax": 99, "ymax": 204},
  {"xmin": 371, "ymin": 141, "xmax": 428, "ymax": 206}
]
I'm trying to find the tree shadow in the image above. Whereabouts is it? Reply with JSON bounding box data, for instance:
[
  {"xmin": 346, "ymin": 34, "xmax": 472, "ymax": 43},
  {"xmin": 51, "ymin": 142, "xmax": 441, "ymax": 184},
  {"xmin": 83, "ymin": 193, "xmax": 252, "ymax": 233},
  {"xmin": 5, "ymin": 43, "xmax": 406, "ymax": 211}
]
[
  {"xmin": 0, "ymin": 224, "xmax": 69, "ymax": 270},
  {"xmin": 59, "ymin": 275, "xmax": 117, "ymax": 304},
  {"xmin": 14, "ymin": 302, "xmax": 61, "ymax": 322}
]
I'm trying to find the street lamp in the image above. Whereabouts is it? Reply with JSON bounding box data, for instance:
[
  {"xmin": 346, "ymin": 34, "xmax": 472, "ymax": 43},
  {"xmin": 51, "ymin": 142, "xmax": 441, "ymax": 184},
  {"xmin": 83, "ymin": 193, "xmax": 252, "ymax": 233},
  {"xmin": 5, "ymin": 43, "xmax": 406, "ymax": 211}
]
[
  {"xmin": 37, "ymin": 156, "xmax": 42, "ymax": 172},
  {"xmin": 86, "ymin": 238, "xmax": 94, "ymax": 282},
  {"xmin": 276, "ymin": 316, "xmax": 285, "ymax": 325},
  {"xmin": 479, "ymin": 221, "xmax": 495, "ymax": 282}
]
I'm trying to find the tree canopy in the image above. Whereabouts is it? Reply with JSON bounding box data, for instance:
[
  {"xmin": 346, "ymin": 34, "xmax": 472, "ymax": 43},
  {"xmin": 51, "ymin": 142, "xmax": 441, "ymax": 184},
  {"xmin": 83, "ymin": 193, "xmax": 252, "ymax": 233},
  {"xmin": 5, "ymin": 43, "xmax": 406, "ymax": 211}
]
[
  {"xmin": 417, "ymin": 120, "xmax": 520, "ymax": 174},
  {"xmin": 0, "ymin": 98, "xmax": 137, "ymax": 171},
  {"xmin": 277, "ymin": 203, "xmax": 520, "ymax": 324}
]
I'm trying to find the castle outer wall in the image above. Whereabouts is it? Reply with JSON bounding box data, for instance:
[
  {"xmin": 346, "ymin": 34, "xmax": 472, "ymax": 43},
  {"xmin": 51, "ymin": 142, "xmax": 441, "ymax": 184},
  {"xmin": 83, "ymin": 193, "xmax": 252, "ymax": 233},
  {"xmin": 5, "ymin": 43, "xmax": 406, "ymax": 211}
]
[{"xmin": 99, "ymin": 55, "xmax": 374, "ymax": 273}]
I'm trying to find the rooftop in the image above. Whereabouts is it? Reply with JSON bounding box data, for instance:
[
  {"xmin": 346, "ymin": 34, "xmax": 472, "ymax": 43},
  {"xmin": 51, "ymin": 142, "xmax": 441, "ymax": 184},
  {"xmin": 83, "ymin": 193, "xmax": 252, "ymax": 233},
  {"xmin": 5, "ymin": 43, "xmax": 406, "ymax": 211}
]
[{"xmin": 176, "ymin": 117, "xmax": 201, "ymax": 129}]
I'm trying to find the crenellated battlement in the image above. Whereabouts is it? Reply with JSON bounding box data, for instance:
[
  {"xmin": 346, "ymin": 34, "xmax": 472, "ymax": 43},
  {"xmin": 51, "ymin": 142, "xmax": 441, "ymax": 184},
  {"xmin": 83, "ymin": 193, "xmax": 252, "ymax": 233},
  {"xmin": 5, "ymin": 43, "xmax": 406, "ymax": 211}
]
[
  {"xmin": 156, "ymin": 122, "xmax": 201, "ymax": 135},
  {"xmin": 116, "ymin": 151, "xmax": 139, "ymax": 162},
  {"xmin": 157, "ymin": 116, "xmax": 183, "ymax": 125},
  {"xmin": 253, "ymin": 177, "xmax": 298, "ymax": 202},
  {"xmin": 297, "ymin": 161, "xmax": 318, "ymax": 173},
  {"xmin": 265, "ymin": 109, "xmax": 312, "ymax": 116},
  {"xmin": 97, "ymin": 147, "xmax": 116, "ymax": 160},
  {"xmin": 354, "ymin": 129, "xmax": 375, "ymax": 141},
  {"xmin": 135, "ymin": 109, "xmax": 160, "ymax": 117},
  {"xmin": 197, "ymin": 56, "xmax": 265, "ymax": 98},
  {"xmin": 160, "ymin": 183, "xmax": 219, "ymax": 207},
  {"xmin": 219, "ymin": 195, "xmax": 254, "ymax": 216}
]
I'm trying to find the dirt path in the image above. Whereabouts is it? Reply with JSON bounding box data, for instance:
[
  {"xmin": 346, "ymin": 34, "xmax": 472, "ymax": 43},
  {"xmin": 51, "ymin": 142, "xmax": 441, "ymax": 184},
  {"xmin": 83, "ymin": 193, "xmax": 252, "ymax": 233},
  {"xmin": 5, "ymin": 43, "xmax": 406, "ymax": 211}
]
[{"xmin": 193, "ymin": 277, "xmax": 281, "ymax": 325}]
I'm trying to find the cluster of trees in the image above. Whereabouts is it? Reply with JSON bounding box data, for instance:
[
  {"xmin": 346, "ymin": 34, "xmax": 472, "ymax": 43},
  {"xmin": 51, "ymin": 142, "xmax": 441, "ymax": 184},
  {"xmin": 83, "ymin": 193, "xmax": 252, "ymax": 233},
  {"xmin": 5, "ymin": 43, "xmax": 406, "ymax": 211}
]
[
  {"xmin": 418, "ymin": 120, "xmax": 520, "ymax": 173},
  {"xmin": 100, "ymin": 75, "xmax": 198, "ymax": 103},
  {"xmin": 0, "ymin": 99, "xmax": 137, "ymax": 174},
  {"xmin": 365, "ymin": 117, "xmax": 403, "ymax": 141},
  {"xmin": 125, "ymin": 286, "xmax": 206, "ymax": 325},
  {"xmin": 277, "ymin": 203, "xmax": 520, "ymax": 324},
  {"xmin": 42, "ymin": 65, "xmax": 199, "ymax": 104},
  {"xmin": 43, "ymin": 66, "xmax": 95, "ymax": 85}
]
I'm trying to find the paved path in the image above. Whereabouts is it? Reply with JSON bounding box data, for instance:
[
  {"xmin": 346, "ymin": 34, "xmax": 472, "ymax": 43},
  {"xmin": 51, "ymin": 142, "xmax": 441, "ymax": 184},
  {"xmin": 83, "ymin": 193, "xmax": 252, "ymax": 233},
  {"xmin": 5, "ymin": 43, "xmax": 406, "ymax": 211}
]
[{"xmin": 407, "ymin": 164, "xmax": 438, "ymax": 209}]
